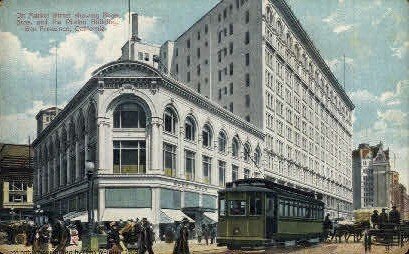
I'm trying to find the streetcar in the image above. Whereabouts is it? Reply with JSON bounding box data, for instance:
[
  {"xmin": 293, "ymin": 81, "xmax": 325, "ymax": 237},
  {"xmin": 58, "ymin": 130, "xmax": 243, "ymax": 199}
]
[{"xmin": 217, "ymin": 178, "xmax": 325, "ymax": 249}]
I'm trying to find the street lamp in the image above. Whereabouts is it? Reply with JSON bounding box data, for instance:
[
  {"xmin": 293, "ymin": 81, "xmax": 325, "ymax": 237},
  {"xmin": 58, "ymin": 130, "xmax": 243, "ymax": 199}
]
[{"xmin": 85, "ymin": 161, "xmax": 96, "ymax": 232}]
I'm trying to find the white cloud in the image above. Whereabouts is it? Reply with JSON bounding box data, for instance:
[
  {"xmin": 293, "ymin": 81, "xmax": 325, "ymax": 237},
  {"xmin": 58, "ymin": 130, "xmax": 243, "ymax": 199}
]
[
  {"xmin": 348, "ymin": 89, "xmax": 378, "ymax": 103},
  {"xmin": 322, "ymin": 11, "xmax": 354, "ymax": 34},
  {"xmin": 377, "ymin": 109, "xmax": 407, "ymax": 124},
  {"xmin": 333, "ymin": 24, "xmax": 353, "ymax": 34},
  {"xmin": 380, "ymin": 79, "xmax": 409, "ymax": 105},
  {"xmin": 391, "ymin": 41, "xmax": 409, "ymax": 59}
]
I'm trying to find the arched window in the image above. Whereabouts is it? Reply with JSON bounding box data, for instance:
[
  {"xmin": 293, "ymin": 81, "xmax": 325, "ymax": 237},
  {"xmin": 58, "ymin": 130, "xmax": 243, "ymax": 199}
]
[
  {"xmin": 113, "ymin": 103, "xmax": 146, "ymax": 128},
  {"xmin": 68, "ymin": 121, "xmax": 76, "ymax": 183},
  {"xmin": 202, "ymin": 124, "xmax": 212, "ymax": 148},
  {"xmin": 184, "ymin": 116, "xmax": 196, "ymax": 141},
  {"xmin": 164, "ymin": 107, "xmax": 177, "ymax": 134},
  {"xmin": 218, "ymin": 131, "xmax": 227, "ymax": 153},
  {"xmin": 60, "ymin": 128, "xmax": 67, "ymax": 186},
  {"xmin": 243, "ymin": 143, "xmax": 251, "ymax": 161},
  {"xmin": 232, "ymin": 136, "xmax": 239, "ymax": 157},
  {"xmin": 254, "ymin": 147, "xmax": 261, "ymax": 166}
]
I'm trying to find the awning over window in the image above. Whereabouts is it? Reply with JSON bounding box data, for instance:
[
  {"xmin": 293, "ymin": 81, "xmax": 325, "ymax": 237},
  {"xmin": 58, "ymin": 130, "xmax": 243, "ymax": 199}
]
[
  {"xmin": 160, "ymin": 209, "xmax": 194, "ymax": 223},
  {"xmin": 100, "ymin": 208, "xmax": 153, "ymax": 222},
  {"xmin": 63, "ymin": 210, "xmax": 93, "ymax": 222},
  {"xmin": 203, "ymin": 212, "xmax": 218, "ymax": 223}
]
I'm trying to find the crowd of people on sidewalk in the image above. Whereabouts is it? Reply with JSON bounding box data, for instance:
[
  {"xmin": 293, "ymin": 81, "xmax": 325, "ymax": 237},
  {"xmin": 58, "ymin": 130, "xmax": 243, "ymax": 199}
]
[{"xmin": 1, "ymin": 213, "xmax": 218, "ymax": 254}]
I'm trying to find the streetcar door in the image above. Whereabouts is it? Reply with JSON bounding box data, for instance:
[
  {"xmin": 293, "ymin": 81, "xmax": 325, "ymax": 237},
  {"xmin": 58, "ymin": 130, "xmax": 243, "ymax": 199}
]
[{"xmin": 265, "ymin": 193, "xmax": 276, "ymax": 237}]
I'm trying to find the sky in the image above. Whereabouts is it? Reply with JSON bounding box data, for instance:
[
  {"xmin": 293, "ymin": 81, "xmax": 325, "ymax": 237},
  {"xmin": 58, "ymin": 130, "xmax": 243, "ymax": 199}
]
[{"xmin": 0, "ymin": 0, "xmax": 408, "ymax": 187}]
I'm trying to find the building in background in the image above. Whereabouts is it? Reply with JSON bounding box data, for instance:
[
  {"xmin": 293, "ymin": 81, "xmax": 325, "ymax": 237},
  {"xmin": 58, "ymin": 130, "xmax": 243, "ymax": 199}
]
[
  {"xmin": 36, "ymin": 107, "xmax": 62, "ymax": 137},
  {"xmin": 0, "ymin": 143, "xmax": 34, "ymax": 220},
  {"xmin": 390, "ymin": 172, "xmax": 409, "ymax": 221},
  {"xmin": 352, "ymin": 142, "xmax": 405, "ymax": 211}
]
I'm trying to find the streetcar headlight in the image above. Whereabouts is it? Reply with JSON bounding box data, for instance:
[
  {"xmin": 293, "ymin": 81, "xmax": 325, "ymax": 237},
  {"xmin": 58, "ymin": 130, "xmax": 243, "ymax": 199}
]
[{"xmin": 233, "ymin": 227, "xmax": 240, "ymax": 235}]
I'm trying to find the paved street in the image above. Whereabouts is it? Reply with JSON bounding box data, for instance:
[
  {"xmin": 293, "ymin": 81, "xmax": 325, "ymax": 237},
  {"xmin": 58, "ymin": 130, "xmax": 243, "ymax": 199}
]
[{"xmin": 1, "ymin": 242, "xmax": 409, "ymax": 254}]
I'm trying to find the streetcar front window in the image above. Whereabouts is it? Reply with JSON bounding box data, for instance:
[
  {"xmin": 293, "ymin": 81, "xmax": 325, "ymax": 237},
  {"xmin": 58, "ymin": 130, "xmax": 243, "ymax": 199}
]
[
  {"xmin": 249, "ymin": 192, "xmax": 263, "ymax": 216},
  {"xmin": 229, "ymin": 200, "xmax": 246, "ymax": 215}
]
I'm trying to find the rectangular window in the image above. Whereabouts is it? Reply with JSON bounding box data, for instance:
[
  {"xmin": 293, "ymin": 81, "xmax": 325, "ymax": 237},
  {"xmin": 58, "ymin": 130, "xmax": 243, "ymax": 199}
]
[
  {"xmin": 229, "ymin": 62, "xmax": 233, "ymax": 75},
  {"xmin": 218, "ymin": 50, "xmax": 222, "ymax": 62},
  {"xmin": 218, "ymin": 88, "xmax": 222, "ymax": 100},
  {"xmin": 197, "ymin": 64, "xmax": 201, "ymax": 76},
  {"xmin": 187, "ymin": 39, "xmax": 190, "ymax": 48},
  {"xmin": 224, "ymin": 87, "xmax": 227, "ymax": 95},
  {"xmin": 244, "ymin": 169, "xmax": 250, "ymax": 179},
  {"xmin": 245, "ymin": 31, "xmax": 250, "ymax": 44},
  {"xmin": 163, "ymin": 143, "xmax": 177, "ymax": 177},
  {"xmin": 232, "ymin": 165, "xmax": 238, "ymax": 181},
  {"xmin": 245, "ymin": 10, "xmax": 250, "ymax": 23},
  {"xmin": 229, "ymin": 83, "xmax": 233, "ymax": 94},
  {"xmin": 229, "ymin": 200, "xmax": 246, "ymax": 215},
  {"xmin": 229, "ymin": 42, "xmax": 233, "ymax": 54},
  {"xmin": 205, "ymin": 24, "xmax": 208, "ymax": 34},
  {"xmin": 187, "ymin": 55, "xmax": 190, "ymax": 66},
  {"xmin": 229, "ymin": 102, "xmax": 234, "ymax": 113},
  {"xmin": 197, "ymin": 48, "xmax": 201, "ymax": 58},
  {"xmin": 229, "ymin": 23, "xmax": 233, "ymax": 35},
  {"xmin": 138, "ymin": 52, "xmax": 143, "ymax": 60},
  {"xmin": 175, "ymin": 48, "xmax": 178, "ymax": 57},
  {"xmin": 245, "ymin": 53, "xmax": 250, "ymax": 66},
  {"xmin": 202, "ymin": 156, "xmax": 212, "ymax": 184},
  {"xmin": 160, "ymin": 189, "xmax": 181, "ymax": 209},
  {"xmin": 144, "ymin": 53, "xmax": 149, "ymax": 61},
  {"xmin": 249, "ymin": 192, "xmax": 263, "ymax": 215},
  {"xmin": 106, "ymin": 188, "xmax": 151, "ymax": 208},
  {"xmin": 245, "ymin": 94, "xmax": 250, "ymax": 107},
  {"xmin": 218, "ymin": 161, "xmax": 226, "ymax": 187},
  {"xmin": 218, "ymin": 31, "xmax": 222, "ymax": 43},
  {"xmin": 197, "ymin": 83, "xmax": 201, "ymax": 93},
  {"xmin": 187, "ymin": 71, "xmax": 190, "ymax": 82},
  {"xmin": 245, "ymin": 73, "xmax": 250, "ymax": 87},
  {"xmin": 113, "ymin": 141, "xmax": 146, "ymax": 174},
  {"xmin": 197, "ymin": 31, "xmax": 201, "ymax": 40},
  {"xmin": 185, "ymin": 150, "xmax": 195, "ymax": 181},
  {"xmin": 175, "ymin": 64, "xmax": 179, "ymax": 74}
]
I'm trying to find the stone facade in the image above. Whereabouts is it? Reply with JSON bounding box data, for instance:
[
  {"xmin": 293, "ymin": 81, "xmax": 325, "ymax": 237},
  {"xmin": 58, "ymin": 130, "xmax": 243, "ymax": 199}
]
[{"xmin": 33, "ymin": 61, "xmax": 263, "ymax": 235}]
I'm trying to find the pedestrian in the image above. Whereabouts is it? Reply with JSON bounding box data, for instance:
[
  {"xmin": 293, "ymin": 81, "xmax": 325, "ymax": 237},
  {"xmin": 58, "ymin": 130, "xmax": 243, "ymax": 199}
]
[
  {"xmin": 173, "ymin": 218, "xmax": 190, "ymax": 254},
  {"xmin": 371, "ymin": 210, "xmax": 379, "ymax": 229},
  {"xmin": 107, "ymin": 221, "xmax": 121, "ymax": 251},
  {"xmin": 196, "ymin": 224, "xmax": 202, "ymax": 244},
  {"xmin": 323, "ymin": 213, "xmax": 332, "ymax": 241},
  {"xmin": 203, "ymin": 224, "xmax": 209, "ymax": 245},
  {"xmin": 138, "ymin": 218, "xmax": 154, "ymax": 254},
  {"xmin": 210, "ymin": 224, "xmax": 217, "ymax": 244},
  {"xmin": 51, "ymin": 217, "xmax": 70, "ymax": 253},
  {"xmin": 389, "ymin": 206, "xmax": 401, "ymax": 225},
  {"xmin": 378, "ymin": 208, "xmax": 388, "ymax": 229}
]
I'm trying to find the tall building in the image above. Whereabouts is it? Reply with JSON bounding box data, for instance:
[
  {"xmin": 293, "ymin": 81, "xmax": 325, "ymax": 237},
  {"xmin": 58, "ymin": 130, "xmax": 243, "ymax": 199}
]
[
  {"xmin": 352, "ymin": 142, "xmax": 394, "ymax": 209},
  {"xmin": 0, "ymin": 143, "xmax": 34, "ymax": 220},
  {"xmin": 130, "ymin": 0, "xmax": 355, "ymax": 217},
  {"xmin": 33, "ymin": 0, "xmax": 355, "ymax": 232}
]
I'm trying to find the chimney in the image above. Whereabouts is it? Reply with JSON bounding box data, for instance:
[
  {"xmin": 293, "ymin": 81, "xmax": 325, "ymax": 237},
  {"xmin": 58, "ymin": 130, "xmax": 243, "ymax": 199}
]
[{"xmin": 131, "ymin": 13, "xmax": 141, "ymax": 41}]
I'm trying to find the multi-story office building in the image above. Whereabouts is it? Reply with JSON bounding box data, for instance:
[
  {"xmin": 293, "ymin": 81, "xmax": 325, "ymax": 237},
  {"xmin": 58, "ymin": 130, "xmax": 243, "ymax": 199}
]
[
  {"xmin": 0, "ymin": 143, "xmax": 34, "ymax": 220},
  {"xmin": 155, "ymin": 0, "xmax": 354, "ymax": 218},
  {"xmin": 352, "ymin": 142, "xmax": 394, "ymax": 209}
]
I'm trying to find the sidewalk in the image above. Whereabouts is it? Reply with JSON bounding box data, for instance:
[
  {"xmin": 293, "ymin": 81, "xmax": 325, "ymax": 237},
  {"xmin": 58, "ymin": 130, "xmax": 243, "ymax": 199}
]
[{"xmin": 0, "ymin": 241, "xmax": 227, "ymax": 254}]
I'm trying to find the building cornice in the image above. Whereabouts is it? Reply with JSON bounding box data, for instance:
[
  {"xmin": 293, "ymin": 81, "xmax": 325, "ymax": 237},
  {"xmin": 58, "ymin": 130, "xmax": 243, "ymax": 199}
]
[{"xmin": 272, "ymin": 0, "xmax": 354, "ymax": 110}]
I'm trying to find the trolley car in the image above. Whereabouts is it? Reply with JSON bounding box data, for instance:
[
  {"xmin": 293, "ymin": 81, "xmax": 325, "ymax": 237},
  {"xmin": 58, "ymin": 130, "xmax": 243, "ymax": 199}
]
[{"xmin": 217, "ymin": 178, "xmax": 325, "ymax": 249}]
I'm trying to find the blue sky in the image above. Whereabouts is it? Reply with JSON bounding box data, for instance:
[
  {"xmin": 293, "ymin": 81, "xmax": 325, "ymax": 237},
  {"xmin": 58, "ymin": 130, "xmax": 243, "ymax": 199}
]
[{"xmin": 0, "ymin": 0, "xmax": 408, "ymax": 187}]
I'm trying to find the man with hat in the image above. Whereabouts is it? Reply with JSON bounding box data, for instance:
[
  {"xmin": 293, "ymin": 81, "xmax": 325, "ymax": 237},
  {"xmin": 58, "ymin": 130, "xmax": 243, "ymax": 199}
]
[
  {"xmin": 371, "ymin": 210, "xmax": 379, "ymax": 229},
  {"xmin": 106, "ymin": 221, "xmax": 121, "ymax": 251},
  {"xmin": 138, "ymin": 218, "xmax": 154, "ymax": 254},
  {"xmin": 378, "ymin": 208, "xmax": 388, "ymax": 229},
  {"xmin": 173, "ymin": 217, "xmax": 190, "ymax": 254},
  {"xmin": 389, "ymin": 206, "xmax": 401, "ymax": 225}
]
